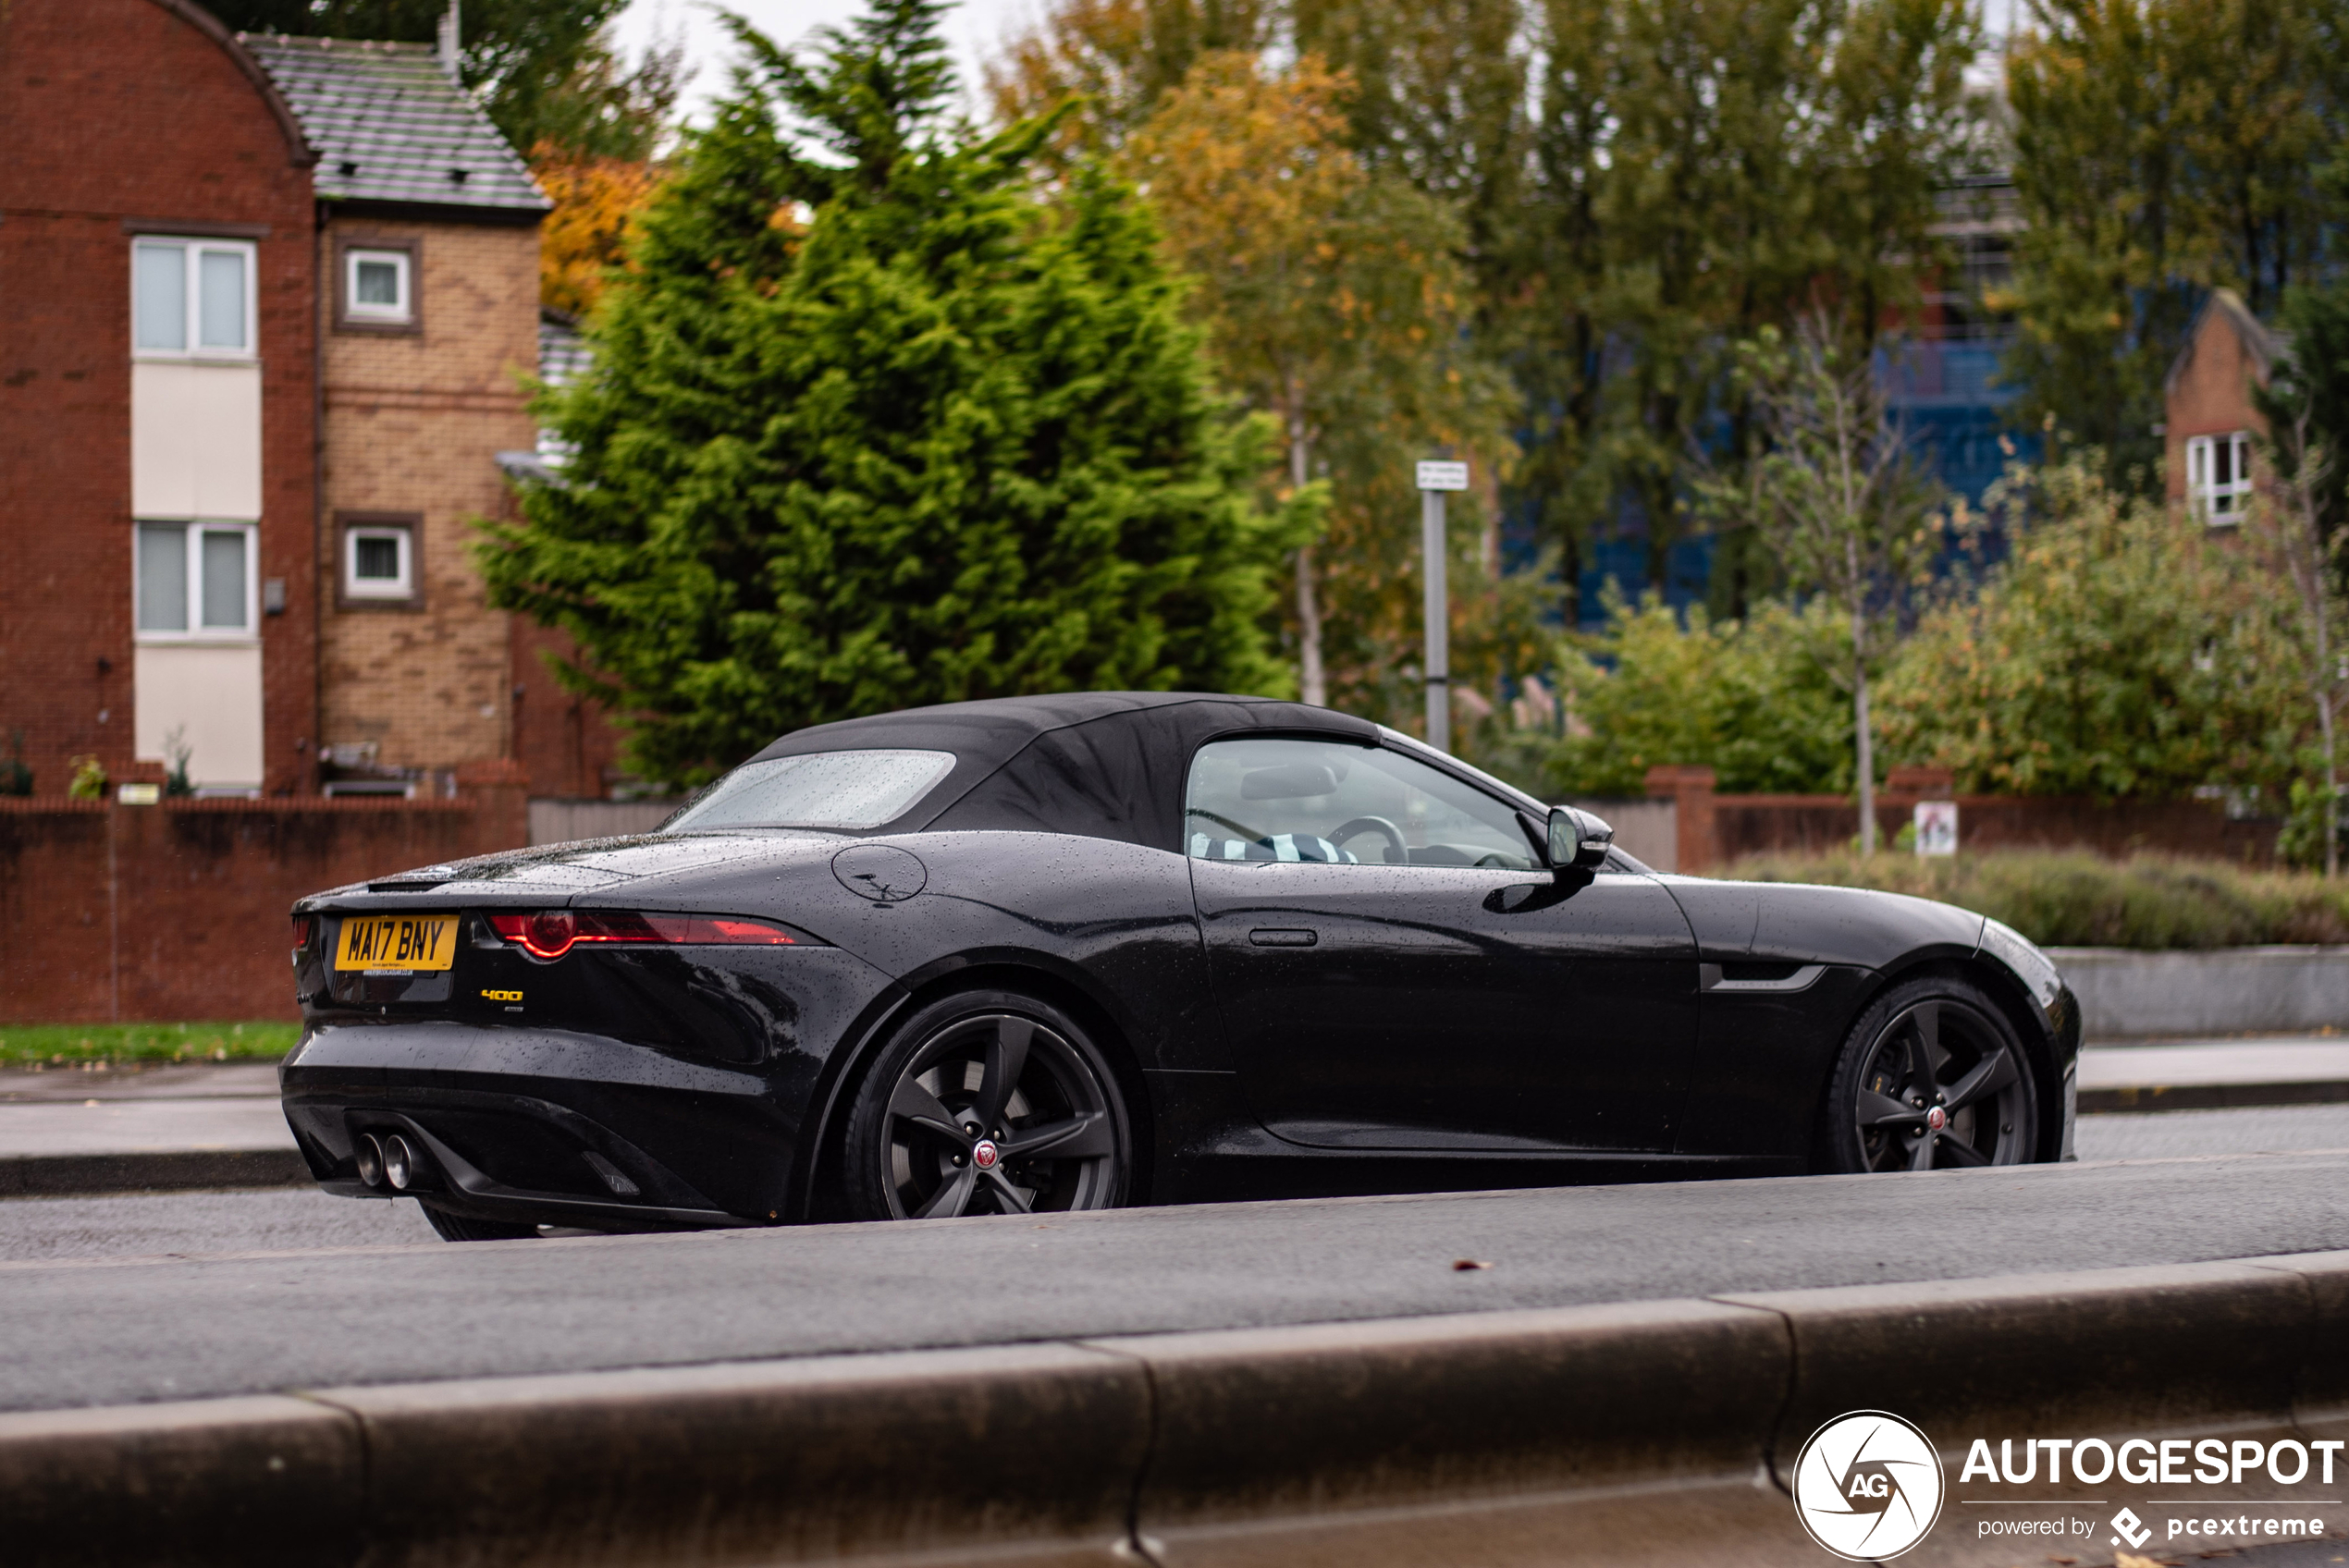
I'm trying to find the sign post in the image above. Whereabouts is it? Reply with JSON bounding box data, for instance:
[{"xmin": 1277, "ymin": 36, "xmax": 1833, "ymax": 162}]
[{"xmin": 1415, "ymin": 459, "xmax": 1468, "ymax": 753}]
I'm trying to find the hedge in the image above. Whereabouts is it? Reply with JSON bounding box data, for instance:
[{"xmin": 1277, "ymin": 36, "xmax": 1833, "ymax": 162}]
[{"xmin": 1728, "ymin": 851, "xmax": 2349, "ymax": 949}]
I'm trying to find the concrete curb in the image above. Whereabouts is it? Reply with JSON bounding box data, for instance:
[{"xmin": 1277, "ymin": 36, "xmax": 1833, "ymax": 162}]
[
  {"xmin": 316, "ymin": 1343, "xmax": 1149, "ymax": 1568},
  {"xmin": 0, "ymin": 1396, "xmax": 361, "ymax": 1568},
  {"xmin": 0, "ymin": 1147, "xmax": 311, "ymax": 1198},
  {"xmin": 12, "ymin": 1252, "xmax": 2349, "ymax": 1566},
  {"xmin": 2081, "ymin": 1079, "xmax": 2349, "ymax": 1113},
  {"xmin": 1088, "ymin": 1297, "xmax": 1797, "ymax": 1568}
]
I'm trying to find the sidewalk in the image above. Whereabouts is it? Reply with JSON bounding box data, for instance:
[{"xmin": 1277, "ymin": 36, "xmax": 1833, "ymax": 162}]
[
  {"xmin": 2077, "ymin": 1035, "xmax": 2349, "ymax": 1112},
  {"xmin": 0, "ymin": 1062, "xmax": 302, "ymax": 1197}
]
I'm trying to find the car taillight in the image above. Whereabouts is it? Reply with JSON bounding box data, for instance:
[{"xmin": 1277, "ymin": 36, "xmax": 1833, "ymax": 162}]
[
  {"xmin": 290, "ymin": 914, "xmax": 312, "ymax": 953},
  {"xmin": 486, "ymin": 911, "xmax": 796, "ymax": 961}
]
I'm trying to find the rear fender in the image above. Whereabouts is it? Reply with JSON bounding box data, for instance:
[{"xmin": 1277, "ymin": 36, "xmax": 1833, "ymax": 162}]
[{"xmin": 787, "ymin": 952, "xmax": 1157, "ymax": 1221}]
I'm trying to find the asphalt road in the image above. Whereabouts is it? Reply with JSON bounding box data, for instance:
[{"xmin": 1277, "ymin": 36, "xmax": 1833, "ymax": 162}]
[
  {"xmin": 5, "ymin": 1099, "xmax": 2339, "ymax": 1267},
  {"xmin": 6, "ymin": 1123, "xmax": 2349, "ymax": 1415}
]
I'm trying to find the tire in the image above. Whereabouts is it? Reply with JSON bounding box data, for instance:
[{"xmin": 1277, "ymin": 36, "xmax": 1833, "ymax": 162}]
[
  {"xmin": 1815, "ymin": 975, "xmax": 2040, "ymax": 1173},
  {"xmin": 421, "ymin": 1202, "xmax": 540, "ymax": 1242},
  {"xmin": 840, "ymin": 989, "xmax": 1133, "ymax": 1221}
]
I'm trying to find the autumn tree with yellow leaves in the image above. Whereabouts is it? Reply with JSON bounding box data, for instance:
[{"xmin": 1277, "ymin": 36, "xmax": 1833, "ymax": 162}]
[
  {"xmin": 1117, "ymin": 51, "xmax": 1519, "ymax": 714},
  {"xmin": 533, "ymin": 146, "xmax": 664, "ymax": 317},
  {"xmin": 525, "ymin": 23, "xmax": 684, "ymax": 315},
  {"xmin": 986, "ymin": 0, "xmax": 1279, "ymax": 162}
]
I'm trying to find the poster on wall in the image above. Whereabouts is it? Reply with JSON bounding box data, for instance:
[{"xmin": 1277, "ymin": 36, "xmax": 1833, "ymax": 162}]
[{"xmin": 1914, "ymin": 800, "xmax": 1958, "ymax": 857}]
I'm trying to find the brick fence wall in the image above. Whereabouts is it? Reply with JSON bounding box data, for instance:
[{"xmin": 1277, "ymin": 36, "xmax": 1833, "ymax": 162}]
[
  {"xmin": 0, "ymin": 767, "xmax": 526, "ymax": 1023},
  {"xmin": 1643, "ymin": 766, "xmax": 2283, "ymax": 875}
]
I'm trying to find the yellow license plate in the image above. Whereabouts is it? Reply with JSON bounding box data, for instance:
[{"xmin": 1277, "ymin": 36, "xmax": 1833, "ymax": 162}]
[{"xmin": 335, "ymin": 914, "xmax": 461, "ymax": 973}]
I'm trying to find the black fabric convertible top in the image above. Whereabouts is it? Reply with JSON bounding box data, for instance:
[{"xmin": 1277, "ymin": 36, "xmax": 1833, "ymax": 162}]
[{"xmin": 745, "ymin": 692, "xmax": 1377, "ymax": 851}]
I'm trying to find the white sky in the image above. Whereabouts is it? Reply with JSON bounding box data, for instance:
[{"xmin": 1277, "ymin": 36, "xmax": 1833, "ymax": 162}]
[{"xmin": 609, "ymin": 0, "xmax": 1041, "ymax": 128}]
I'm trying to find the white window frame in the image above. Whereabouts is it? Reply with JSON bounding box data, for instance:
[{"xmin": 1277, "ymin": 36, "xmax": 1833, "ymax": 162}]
[
  {"xmin": 2186, "ymin": 431, "xmax": 2255, "ymax": 523},
  {"xmin": 343, "ymin": 247, "xmax": 413, "ymax": 324},
  {"xmin": 134, "ymin": 521, "xmax": 260, "ymax": 643},
  {"xmin": 343, "ymin": 523, "xmax": 414, "ymax": 599},
  {"xmin": 129, "ymin": 237, "xmax": 258, "ymax": 361}
]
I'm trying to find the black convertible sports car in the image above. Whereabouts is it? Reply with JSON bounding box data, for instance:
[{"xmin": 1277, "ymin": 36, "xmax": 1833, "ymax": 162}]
[{"xmin": 282, "ymin": 692, "xmax": 2079, "ymax": 1241}]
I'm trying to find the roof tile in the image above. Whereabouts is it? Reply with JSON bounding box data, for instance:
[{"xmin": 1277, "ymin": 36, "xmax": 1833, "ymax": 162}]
[{"xmin": 240, "ymin": 35, "xmax": 548, "ymax": 214}]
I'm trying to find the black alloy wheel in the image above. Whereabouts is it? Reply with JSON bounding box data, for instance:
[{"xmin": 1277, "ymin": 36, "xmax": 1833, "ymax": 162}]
[
  {"xmin": 421, "ymin": 1202, "xmax": 539, "ymax": 1242},
  {"xmin": 842, "ymin": 992, "xmax": 1131, "ymax": 1221},
  {"xmin": 1820, "ymin": 977, "xmax": 2039, "ymax": 1173}
]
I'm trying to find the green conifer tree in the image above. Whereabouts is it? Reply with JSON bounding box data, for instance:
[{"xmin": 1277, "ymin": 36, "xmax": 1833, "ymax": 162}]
[{"xmin": 479, "ymin": 0, "xmax": 1297, "ymax": 785}]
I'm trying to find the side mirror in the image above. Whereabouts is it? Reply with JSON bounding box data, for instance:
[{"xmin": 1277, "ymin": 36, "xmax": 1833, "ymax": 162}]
[{"xmin": 1545, "ymin": 805, "xmax": 1614, "ymax": 872}]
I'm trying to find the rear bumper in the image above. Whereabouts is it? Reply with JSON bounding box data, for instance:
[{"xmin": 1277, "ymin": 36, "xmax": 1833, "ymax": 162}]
[{"xmin": 280, "ymin": 1022, "xmax": 793, "ymax": 1230}]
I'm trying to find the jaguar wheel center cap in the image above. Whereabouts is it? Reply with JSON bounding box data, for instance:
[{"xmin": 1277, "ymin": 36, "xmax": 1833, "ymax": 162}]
[
  {"xmin": 971, "ymin": 1139, "xmax": 1001, "ymax": 1170},
  {"xmin": 1925, "ymin": 1106, "xmax": 1949, "ymax": 1133}
]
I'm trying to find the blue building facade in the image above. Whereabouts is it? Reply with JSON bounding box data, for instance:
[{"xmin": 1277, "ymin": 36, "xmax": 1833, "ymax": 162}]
[{"xmin": 1505, "ymin": 176, "xmax": 2031, "ymax": 629}]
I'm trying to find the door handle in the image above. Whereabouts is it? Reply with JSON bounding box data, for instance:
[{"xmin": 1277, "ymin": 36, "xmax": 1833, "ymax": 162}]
[{"xmin": 1248, "ymin": 927, "xmax": 1318, "ymax": 948}]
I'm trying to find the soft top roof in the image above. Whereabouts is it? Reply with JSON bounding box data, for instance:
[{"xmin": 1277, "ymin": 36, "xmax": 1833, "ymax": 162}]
[
  {"xmin": 743, "ymin": 692, "xmax": 1377, "ymax": 850},
  {"xmin": 748, "ymin": 692, "xmax": 1364, "ymax": 771}
]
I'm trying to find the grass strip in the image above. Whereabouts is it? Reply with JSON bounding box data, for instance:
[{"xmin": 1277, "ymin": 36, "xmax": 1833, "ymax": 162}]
[{"xmin": 0, "ymin": 1021, "xmax": 299, "ymax": 1065}]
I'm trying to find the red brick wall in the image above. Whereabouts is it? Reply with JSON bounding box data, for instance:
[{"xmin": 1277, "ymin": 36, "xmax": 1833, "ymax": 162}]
[
  {"xmin": 0, "ymin": 0, "xmax": 318, "ymax": 796},
  {"xmin": 1644, "ymin": 769, "xmax": 2281, "ymax": 872},
  {"xmin": 1709, "ymin": 794, "xmax": 2281, "ymax": 867},
  {"xmin": 510, "ymin": 618, "xmax": 629, "ymax": 799},
  {"xmin": 0, "ymin": 789, "xmax": 529, "ymax": 1023}
]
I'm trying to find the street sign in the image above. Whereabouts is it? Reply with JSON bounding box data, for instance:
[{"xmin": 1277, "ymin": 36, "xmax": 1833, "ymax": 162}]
[
  {"xmin": 1914, "ymin": 800, "xmax": 1958, "ymax": 856},
  {"xmin": 1414, "ymin": 461, "xmax": 1460, "ymax": 752}
]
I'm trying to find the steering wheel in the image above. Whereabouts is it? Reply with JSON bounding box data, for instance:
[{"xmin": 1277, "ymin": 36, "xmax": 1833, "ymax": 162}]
[{"xmin": 1330, "ymin": 815, "xmax": 1408, "ymax": 865}]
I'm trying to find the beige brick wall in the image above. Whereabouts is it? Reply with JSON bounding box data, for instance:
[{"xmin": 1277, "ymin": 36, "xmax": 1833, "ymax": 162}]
[{"xmin": 319, "ymin": 217, "xmax": 539, "ymax": 771}]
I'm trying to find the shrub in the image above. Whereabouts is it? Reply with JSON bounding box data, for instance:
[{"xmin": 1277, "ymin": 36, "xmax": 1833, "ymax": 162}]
[
  {"xmin": 1526, "ymin": 591, "xmax": 1853, "ymax": 798},
  {"xmin": 1728, "ymin": 850, "xmax": 2349, "ymax": 949},
  {"xmin": 1874, "ymin": 455, "xmax": 2301, "ymax": 800},
  {"xmin": 0, "ymin": 729, "xmax": 30, "ymax": 797},
  {"xmin": 65, "ymin": 755, "xmax": 106, "ymax": 802}
]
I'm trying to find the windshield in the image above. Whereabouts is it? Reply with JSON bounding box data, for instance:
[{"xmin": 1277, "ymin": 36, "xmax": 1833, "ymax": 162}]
[
  {"xmin": 661, "ymin": 749, "xmax": 957, "ymax": 832},
  {"xmin": 1375, "ymin": 725, "xmax": 1547, "ymax": 815}
]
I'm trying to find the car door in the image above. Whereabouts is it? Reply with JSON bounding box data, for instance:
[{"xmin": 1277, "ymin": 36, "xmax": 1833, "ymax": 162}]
[{"xmin": 1186, "ymin": 735, "xmax": 1699, "ymax": 1152}]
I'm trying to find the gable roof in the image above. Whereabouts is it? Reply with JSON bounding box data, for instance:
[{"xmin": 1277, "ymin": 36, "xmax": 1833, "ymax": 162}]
[
  {"xmin": 147, "ymin": 0, "xmax": 315, "ymax": 167},
  {"xmin": 2165, "ymin": 287, "xmax": 2291, "ymax": 400},
  {"xmin": 240, "ymin": 35, "xmax": 547, "ymax": 217}
]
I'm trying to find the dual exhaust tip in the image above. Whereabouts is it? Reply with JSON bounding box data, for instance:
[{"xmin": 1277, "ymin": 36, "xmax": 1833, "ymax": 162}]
[{"xmin": 354, "ymin": 1132, "xmax": 421, "ymax": 1191}]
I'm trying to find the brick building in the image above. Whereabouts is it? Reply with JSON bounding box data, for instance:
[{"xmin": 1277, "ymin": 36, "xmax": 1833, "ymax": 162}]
[
  {"xmin": 1, "ymin": 0, "xmax": 321, "ymax": 795},
  {"xmin": 2163, "ymin": 288, "xmax": 2285, "ymax": 524},
  {"xmin": 0, "ymin": 0, "xmax": 635, "ymax": 805},
  {"xmin": 242, "ymin": 33, "xmax": 548, "ymax": 794}
]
